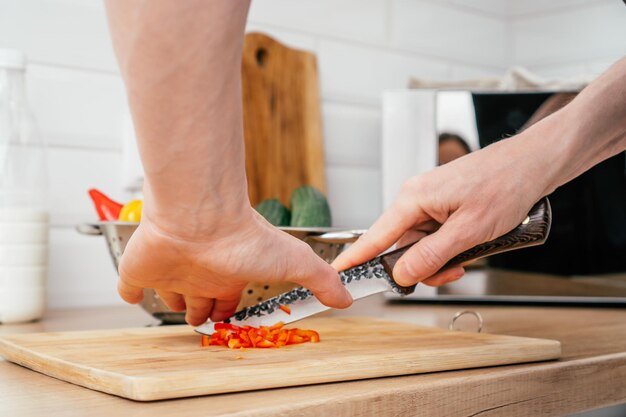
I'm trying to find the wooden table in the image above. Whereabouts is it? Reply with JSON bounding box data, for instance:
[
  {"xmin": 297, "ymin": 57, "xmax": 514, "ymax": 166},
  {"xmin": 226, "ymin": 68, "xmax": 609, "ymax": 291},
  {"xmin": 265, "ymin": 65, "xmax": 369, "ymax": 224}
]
[{"xmin": 1, "ymin": 296, "xmax": 626, "ymax": 417}]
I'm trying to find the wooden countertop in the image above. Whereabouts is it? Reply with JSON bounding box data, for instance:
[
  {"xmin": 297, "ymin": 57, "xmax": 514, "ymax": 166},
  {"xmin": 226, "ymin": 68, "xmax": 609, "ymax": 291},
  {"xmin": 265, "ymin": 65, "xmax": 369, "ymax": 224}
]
[{"xmin": 2, "ymin": 296, "xmax": 626, "ymax": 416}]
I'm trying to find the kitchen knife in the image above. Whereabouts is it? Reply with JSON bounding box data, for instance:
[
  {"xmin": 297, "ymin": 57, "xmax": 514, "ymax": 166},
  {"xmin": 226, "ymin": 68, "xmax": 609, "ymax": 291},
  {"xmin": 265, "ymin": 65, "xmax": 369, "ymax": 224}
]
[{"xmin": 196, "ymin": 197, "xmax": 551, "ymax": 335}]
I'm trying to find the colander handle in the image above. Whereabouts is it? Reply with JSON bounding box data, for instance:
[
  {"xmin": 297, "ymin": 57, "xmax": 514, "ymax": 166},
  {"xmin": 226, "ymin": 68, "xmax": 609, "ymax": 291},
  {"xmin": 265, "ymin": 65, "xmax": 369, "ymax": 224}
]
[{"xmin": 75, "ymin": 223, "xmax": 103, "ymax": 236}]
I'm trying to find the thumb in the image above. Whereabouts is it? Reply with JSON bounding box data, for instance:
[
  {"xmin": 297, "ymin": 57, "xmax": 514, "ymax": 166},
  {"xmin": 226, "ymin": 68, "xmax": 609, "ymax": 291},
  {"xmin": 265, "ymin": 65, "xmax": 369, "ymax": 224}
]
[
  {"xmin": 289, "ymin": 242, "xmax": 353, "ymax": 309},
  {"xmin": 392, "ymin": 217, "xmax": 480, "ymax": 286}
]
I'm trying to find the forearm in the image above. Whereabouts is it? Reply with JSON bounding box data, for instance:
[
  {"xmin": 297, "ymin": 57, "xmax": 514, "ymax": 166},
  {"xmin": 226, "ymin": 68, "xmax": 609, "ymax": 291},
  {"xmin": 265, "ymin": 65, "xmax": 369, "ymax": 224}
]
[
  {"xmin": 519, "ymin": 56, "xmax": 626, "ymax": 196},
  {"xmin": 105, "ymin": 0, "xmax": 251, "ymax": 238}
]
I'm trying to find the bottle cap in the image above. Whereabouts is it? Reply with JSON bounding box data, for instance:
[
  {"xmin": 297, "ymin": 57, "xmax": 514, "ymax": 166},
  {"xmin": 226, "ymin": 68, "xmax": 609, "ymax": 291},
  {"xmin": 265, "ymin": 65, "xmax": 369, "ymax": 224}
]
[{"xmin": 0, "ymin": 49, "xmax": 26, "ymax": 70}]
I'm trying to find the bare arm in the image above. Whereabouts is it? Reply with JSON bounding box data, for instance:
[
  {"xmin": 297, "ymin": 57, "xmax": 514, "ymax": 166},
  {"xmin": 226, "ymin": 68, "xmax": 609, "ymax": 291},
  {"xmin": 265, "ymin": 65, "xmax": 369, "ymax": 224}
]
[
  {"xmin": 538, "ymin": 57, "xmax": 626, "ymax": 193},
  {"xmin": 105, "ymin": 0, "xmax": 250, "ymax": 237},
  {"xmin": 105, "ymin": 1, "xmax": 351, "ymax": 325},
  {"xmin": 334, "ymin": 57, "xmax": 626, "ymax": 285}
]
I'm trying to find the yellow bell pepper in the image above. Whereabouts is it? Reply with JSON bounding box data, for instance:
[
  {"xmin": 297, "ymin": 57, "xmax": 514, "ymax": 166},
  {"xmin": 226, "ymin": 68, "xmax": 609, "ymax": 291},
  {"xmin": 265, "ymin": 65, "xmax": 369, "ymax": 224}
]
[{"xmin": 119, "ymin": 200, "xmax": 143, "ymax": 222}]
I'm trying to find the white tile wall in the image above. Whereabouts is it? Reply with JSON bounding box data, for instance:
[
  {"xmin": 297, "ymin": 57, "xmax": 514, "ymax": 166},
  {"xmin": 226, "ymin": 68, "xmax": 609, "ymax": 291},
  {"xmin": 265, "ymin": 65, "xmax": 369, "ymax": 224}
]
[
  {"xmin": 512, "ymin": 1, "xmax": 626, "ymax": 70},
  {"xmin": 323, "ymin": 103, "xmax": 381, "ymax": 169},
  {"xmin": 510, "ymin": 0, "xmax": 605, "ymax": 17},
  {"xmin": 47, "ymin": 228, "xmax": 120, "ymax": 308},
  {"xmin": 3, "ymin": 0, "xmax": 624, "ymax": 308},
  {"xmin": 318, "ymin": 39, "xmax": 449, "ymax": 105},
  {"xmin": 326, "ymin": 166, "xmax": 382, "ymax": 228},
  {"xmin": 47, "ymin": 147, "xmax": 129, "ymax": 227},
  {"xmin": 449, "ymin": 64, "xmax": 504, "ymax": 81},
  {"xmin": 248, "ymin": 0, "xmax": 388, "ymax": 45},
  {"xmin": 452, "ymin": 0, "xmax": 509, "ymax": 16},
  {"xmin": 28, "ymin": 64, "xmax": 127, "ymax": 150},
  {"xmin": 390, "ymin": 0, "xmax": 509, "ymax": 68},
  {"xmin": 0, "ymin": 0, "xmax": 117, "ymax": 71}
]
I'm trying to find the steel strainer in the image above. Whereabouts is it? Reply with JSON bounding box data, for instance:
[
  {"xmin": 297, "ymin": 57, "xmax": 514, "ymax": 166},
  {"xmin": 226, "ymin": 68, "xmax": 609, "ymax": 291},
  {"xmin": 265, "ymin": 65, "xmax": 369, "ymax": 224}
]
[{"xmin": 77, "ymin": 222, "xmax": 365, "ymax": 323}]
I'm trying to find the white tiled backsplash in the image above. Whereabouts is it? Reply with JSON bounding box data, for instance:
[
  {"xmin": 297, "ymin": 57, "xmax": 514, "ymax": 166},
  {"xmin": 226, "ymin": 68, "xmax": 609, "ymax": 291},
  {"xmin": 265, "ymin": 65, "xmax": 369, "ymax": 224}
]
[{"xmin": 1, "ymin": 0, "xmax": 624, "ymax": 308}]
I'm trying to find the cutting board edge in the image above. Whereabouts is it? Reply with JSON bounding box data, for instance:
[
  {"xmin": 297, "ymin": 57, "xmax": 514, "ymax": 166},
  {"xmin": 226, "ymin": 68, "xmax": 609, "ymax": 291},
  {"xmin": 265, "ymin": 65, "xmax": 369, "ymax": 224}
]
[
  {"xmin": 120, "ymin": 338, "xmax": 561, "ymax": 402},
  {"xmin": 0, "ymin": 337, "xmax": 141, "ymax": 400}
]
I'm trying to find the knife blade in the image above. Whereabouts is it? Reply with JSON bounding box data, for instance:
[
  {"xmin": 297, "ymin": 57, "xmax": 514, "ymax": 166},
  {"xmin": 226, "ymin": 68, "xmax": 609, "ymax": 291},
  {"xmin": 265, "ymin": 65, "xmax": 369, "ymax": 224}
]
[{"xmin": 195, "ymin": 197, "xmax": 551, "ymax": 335}]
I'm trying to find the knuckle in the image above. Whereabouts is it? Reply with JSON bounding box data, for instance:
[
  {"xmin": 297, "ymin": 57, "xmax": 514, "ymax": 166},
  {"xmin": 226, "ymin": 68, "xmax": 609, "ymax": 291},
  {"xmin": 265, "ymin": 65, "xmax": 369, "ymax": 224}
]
[{"xmin": 402, "ymin": 175, "xmax": 424, "ymax": 192}]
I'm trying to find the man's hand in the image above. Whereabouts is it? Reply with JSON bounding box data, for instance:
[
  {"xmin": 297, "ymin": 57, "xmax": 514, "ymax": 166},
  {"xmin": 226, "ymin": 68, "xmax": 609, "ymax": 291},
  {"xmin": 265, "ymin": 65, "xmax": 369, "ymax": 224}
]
[
  {"xmin": 333, "ymin": 134, "xmax": 546, "ymax": 286},
  {"xmin": 119, "ymin": 207, "xmax": 352, "ymax": 326},
  {"xmin": 334, "ymin": 56, "xmax": 626, "ymax": 286}
]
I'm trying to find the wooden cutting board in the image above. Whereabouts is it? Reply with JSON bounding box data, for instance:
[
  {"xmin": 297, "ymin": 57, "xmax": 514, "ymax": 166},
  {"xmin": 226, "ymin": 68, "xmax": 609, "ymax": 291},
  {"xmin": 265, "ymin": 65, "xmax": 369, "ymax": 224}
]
[
  {"xmin": 242, "ymin": 32, "xmax": 326, "ymax": 208},
  {"xmin": 0, "ymin": 317, "xmax": 560, "ymax": 401}
]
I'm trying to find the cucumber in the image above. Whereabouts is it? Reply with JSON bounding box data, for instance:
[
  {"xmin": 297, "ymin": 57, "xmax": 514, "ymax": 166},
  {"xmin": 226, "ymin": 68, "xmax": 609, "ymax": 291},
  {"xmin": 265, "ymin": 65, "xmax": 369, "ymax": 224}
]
[
  {"xmin": 290, "ymin": 186, "xmax": 332, "ymax": 227},
  {"xmin": 255, "ymin": 199, "xmax": 291, "ymax": 226}
]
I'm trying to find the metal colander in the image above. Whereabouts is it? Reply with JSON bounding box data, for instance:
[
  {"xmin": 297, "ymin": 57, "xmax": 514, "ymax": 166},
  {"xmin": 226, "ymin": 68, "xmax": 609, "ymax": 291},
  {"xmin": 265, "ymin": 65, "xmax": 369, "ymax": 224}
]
[{"xmin": 77, "ymin": 222, "xmax": 365, "ymax": 323}]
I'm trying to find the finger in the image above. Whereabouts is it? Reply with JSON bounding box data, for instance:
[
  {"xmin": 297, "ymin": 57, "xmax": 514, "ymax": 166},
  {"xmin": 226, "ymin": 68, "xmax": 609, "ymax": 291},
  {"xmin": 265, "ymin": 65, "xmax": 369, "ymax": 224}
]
[
  {"xmin": 184, "ymin": 296, "xmax": 214, "ymax": 326},
  {"xmin": 210, "ymin": 297, "xmax": 242, "ymax": 322},
  {"xmin": 117, "ymin": 279, "xmax": 144, "ymax": 304},
  {"xmin": 396, "ymin": 229, "xmax": 427, "ymax": 248},
  {"xmin": 332, "ymin": 202, "xmax": 427, "ymax": 271},
  {"xmin": 392, "ymin": 216, "xmax": 479, "ymax": 286},
  {"xmin": 290, "ymin": 242, "xmax": 353, "ymax": 309},
  {"xmin": 156, "ymin": 290, "xmax": 186, "ymax": 312},
  {"xmin": 421, "ymin": 266, "xmax": 465, "ymax": 287}
]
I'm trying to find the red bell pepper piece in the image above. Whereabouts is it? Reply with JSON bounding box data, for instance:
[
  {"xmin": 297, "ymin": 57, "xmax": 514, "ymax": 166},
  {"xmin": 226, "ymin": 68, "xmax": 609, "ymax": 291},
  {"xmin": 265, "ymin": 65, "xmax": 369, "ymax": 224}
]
[
  {"xmin": 256, "ymin": 339, "xmax": 276, "ymax": 348},
  {"xmin": 248, "ymin": 329, "xmax": 258, "ymax": 348},
  {"xmin": 228, "ymin": 339, "xmax": 242, "ymax": 349},
  {"xmin": 88, "ymin": 189, "xmax": 123, "ymax": 221},
  {"xmin": 279, "ymin": 305, "xmax": 291, "ymax": 315},
  {"xmin": 214, "ymin": 323, "xmax": 241, "ymax": 331}
]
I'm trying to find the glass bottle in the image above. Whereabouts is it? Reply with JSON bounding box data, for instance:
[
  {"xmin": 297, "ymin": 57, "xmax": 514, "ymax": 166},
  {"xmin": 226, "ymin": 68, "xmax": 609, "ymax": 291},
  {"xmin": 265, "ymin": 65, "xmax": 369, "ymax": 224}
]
[{"xmin": 0, "ymin": 49, "xmax": 48, "ymax": 324}]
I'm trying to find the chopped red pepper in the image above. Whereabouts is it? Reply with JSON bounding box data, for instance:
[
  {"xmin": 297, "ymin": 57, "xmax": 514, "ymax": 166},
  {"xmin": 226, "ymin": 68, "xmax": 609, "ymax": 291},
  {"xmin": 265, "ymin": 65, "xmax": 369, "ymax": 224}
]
[
  {"xmin": 214, "ymin": 322, "xmax": 241, "ymax": 331},
  {"xmin": 202, "ymin": 322, "xmax": 320, "ymax": 349},
  {"xmin": 88, "ymin": 189, "xmax": 123, "ymax": 221},
  {"xmin": 279, "ymin": 305, "xmax": 291, "ymax": 315}
]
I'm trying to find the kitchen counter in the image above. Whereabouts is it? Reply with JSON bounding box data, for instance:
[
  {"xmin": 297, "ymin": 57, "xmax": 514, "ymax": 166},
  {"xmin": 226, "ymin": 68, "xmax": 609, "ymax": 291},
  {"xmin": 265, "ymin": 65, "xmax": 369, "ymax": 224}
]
[{"xmin": 2, "ymin": 296, "xmax": 626, "ymax": 416}]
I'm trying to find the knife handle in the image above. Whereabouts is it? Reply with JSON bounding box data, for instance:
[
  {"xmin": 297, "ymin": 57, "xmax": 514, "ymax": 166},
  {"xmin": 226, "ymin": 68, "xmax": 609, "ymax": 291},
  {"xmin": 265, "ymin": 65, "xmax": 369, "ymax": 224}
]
[{"xmin": 379, "ymin": 197, "xmax": 552, "ymax": 284}]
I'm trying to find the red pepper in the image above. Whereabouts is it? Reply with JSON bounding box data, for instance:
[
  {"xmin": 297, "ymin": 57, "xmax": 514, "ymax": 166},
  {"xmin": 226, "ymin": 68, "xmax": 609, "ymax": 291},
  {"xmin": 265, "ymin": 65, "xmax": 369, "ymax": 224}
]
[
  {"xmin": 202, "ymin": 322, "xmax": 320, "ymax": 349},
  {"xmin": 279, "ymin": 305, "xmax": 291, "ymax": 315},
  {"xmin": 88, "ymin": 189, "xmax": 123, "ymax": 221},
  {"xmin": 256, "ymin": 339, "xmax": 276, "ymax": 348},
  {"xmin": 214, "ymin": 323, "xmax": 241, "ymax": 331},
  {"xmin": 228, "ymin": 339, "xmax": 242, "ymax": 349}
]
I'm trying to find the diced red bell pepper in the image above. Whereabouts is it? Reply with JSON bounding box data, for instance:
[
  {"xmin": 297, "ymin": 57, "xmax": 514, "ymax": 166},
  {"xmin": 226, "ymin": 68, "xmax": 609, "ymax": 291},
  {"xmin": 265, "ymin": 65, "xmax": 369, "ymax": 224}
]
[
  {"xmin": 256, "ymin": 339, "xmax": 276, "ymax": 348},
  {"xmin": 88, "ymin": 189, "xmax": 123, "ymax": 221},
  {"xmin": 214, "ymin": 323, "xmax": 241, "ymax": 331},
  {"xmin": 228, "ymin": 339, "xmax": 242, "ymax": 349},
  {"xmin": 202, "ymin": 321, "xmax": 320, "ymax": 349}
]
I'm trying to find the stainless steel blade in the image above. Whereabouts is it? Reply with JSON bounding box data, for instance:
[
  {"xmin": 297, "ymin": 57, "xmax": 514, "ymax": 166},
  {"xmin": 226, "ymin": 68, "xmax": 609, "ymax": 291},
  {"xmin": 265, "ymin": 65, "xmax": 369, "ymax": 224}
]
[{"xmin": 195, "ymin": 257, "xmax": 400, "ymax": 335}]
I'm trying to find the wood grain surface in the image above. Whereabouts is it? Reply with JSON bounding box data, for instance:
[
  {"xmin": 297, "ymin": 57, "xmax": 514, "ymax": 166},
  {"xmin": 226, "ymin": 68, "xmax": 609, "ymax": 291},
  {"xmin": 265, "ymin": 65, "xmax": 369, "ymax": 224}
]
[
  {"xmin": 241, "ymin": 32, "xmax": 326, "ymax": 208},
  {"xmin": 0, "ymin": 316, "xmax": 560, "ymax": 401},
  {"xmin": 2, "ymin": 296, "xmax": 626, "ymax": 416}
]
